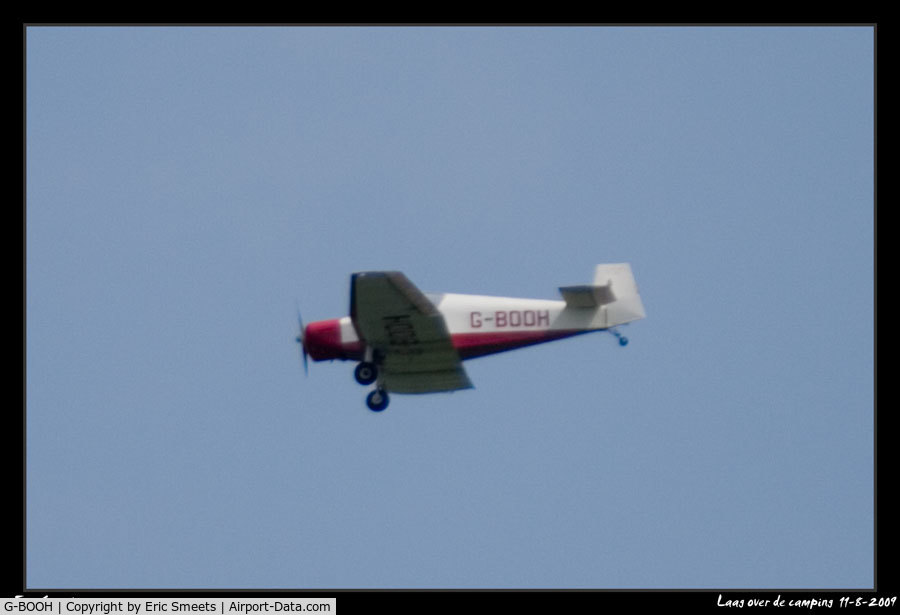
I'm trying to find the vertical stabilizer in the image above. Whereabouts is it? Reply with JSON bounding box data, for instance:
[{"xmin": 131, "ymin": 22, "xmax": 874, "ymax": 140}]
[{"xmin": 593, "ymin": 263, "xmax": 646, "ymax": 326}]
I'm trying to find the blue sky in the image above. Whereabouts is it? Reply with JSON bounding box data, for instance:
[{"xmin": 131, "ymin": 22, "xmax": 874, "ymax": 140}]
[{"xmin": 26, "ymin": 26, "xmax": 874, "ymax": 590}]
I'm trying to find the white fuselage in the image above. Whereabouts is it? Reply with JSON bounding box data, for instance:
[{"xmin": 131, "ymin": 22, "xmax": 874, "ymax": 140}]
[{"xmin": 316, "ymin": 292, "xmax": 612, "ymax": 362}]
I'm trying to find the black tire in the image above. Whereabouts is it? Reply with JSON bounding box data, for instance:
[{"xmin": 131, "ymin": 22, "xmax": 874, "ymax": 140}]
[
  {"xmin": 354, "ymin": 362, "xmax": 377, "ymax": 385},
  {"xmin": 366, "ymin": 389, "xmax": 389, "ymax": 412}
]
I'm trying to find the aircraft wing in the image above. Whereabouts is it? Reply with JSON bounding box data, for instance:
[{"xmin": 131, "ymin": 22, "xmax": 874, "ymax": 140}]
[{"xmin": 350, "ymin": 271, "xmax": 473, "ymax": 394}]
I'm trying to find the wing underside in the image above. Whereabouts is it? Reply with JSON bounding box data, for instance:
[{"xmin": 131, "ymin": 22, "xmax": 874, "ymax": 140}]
[{"xmin": 351, "ymin": 271, "xmax": 473, "ymax": 394}]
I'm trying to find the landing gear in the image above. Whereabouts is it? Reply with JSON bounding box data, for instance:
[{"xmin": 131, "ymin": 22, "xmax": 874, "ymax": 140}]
[
  {"xmin": 609, "ymin": 328, "xmax": 629, "ymax": 346},
  {"xmin": 366, "ymin": 388, "xmax": 389, "ymax": 412},
  {"xmin": 359, "ymin": 349, "xmax": 388, "ymax": 411},
  {"xmin": 354, "ymin": 361, "xmax": 377, "ymax": 385}
]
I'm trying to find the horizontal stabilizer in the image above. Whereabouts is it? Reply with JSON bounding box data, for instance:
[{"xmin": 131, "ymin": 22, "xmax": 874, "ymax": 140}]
[
  {"xmin": 559, "ymin": 284, "xmax": 616, "ymax": 308},
  {"xmin": 559, "ymin": 263, "xmax": 646, "ymax": 326}
]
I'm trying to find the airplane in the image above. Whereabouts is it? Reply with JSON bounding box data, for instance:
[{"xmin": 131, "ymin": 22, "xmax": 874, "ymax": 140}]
[{"xmin": 295, "ymin": 263, "xmax": 646, "ymax": 412}]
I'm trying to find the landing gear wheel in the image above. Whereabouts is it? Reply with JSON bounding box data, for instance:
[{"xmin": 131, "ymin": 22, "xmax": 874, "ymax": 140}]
[
  {"xmin": 354, "ymin": 362, "xmax": 377, "ymax": 385},
  {"xmin": 609, "ymin": 328, "xmax": 629, "ymax": 347},
  {"xmin": 366, "ymin": 389, "xmax": 389, "ymax": 412}
]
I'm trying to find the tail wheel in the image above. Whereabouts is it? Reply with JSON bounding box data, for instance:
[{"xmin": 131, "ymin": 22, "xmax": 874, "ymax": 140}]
[
  {"xmin": 609, "ymin": 328, "xmax": 629, "ymax": 347},
  {"xmin": 354, "ymin": 362, "xmax": 377, "ymax": 385},
  {"xmin": 366, "ymin": 389, "xmax": 389, "ymax": 412}
]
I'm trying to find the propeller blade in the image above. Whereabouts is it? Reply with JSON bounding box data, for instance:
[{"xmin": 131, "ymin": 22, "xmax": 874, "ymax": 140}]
[{"xmin": 295, "ymin": 305, "xmax": 308, "ymax": 376}]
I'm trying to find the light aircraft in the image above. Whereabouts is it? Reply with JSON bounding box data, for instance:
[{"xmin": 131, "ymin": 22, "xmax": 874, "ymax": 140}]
[{"xmin": 296, "ymin": 263, "xmax": 645, "ymax": 411}]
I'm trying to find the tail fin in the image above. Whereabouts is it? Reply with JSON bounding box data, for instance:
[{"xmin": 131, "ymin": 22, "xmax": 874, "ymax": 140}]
[
  {"xmin": 593, "ymin": 263, "xmax": 645, "ymax": 326},
  {"xmin": 559, "ymin": 263, "xmax": 646, "ymax": 326}
]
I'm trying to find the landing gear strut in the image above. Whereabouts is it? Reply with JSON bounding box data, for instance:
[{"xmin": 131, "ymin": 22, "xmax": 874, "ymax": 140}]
[{"xmin": 366, "ymin": 388, "xmax": 389, "ymax": 412}]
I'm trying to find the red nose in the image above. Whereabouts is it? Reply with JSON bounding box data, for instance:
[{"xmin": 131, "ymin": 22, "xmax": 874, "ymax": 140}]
[{"xmin": 304, "ymin": 319, "xmax": 343, "ymax": 360}]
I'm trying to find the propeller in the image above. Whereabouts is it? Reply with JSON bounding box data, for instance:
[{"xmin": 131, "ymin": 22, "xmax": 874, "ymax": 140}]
[{"xmin": 295, "ymin": 305, "xmax": 308, "ymax": 375}]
